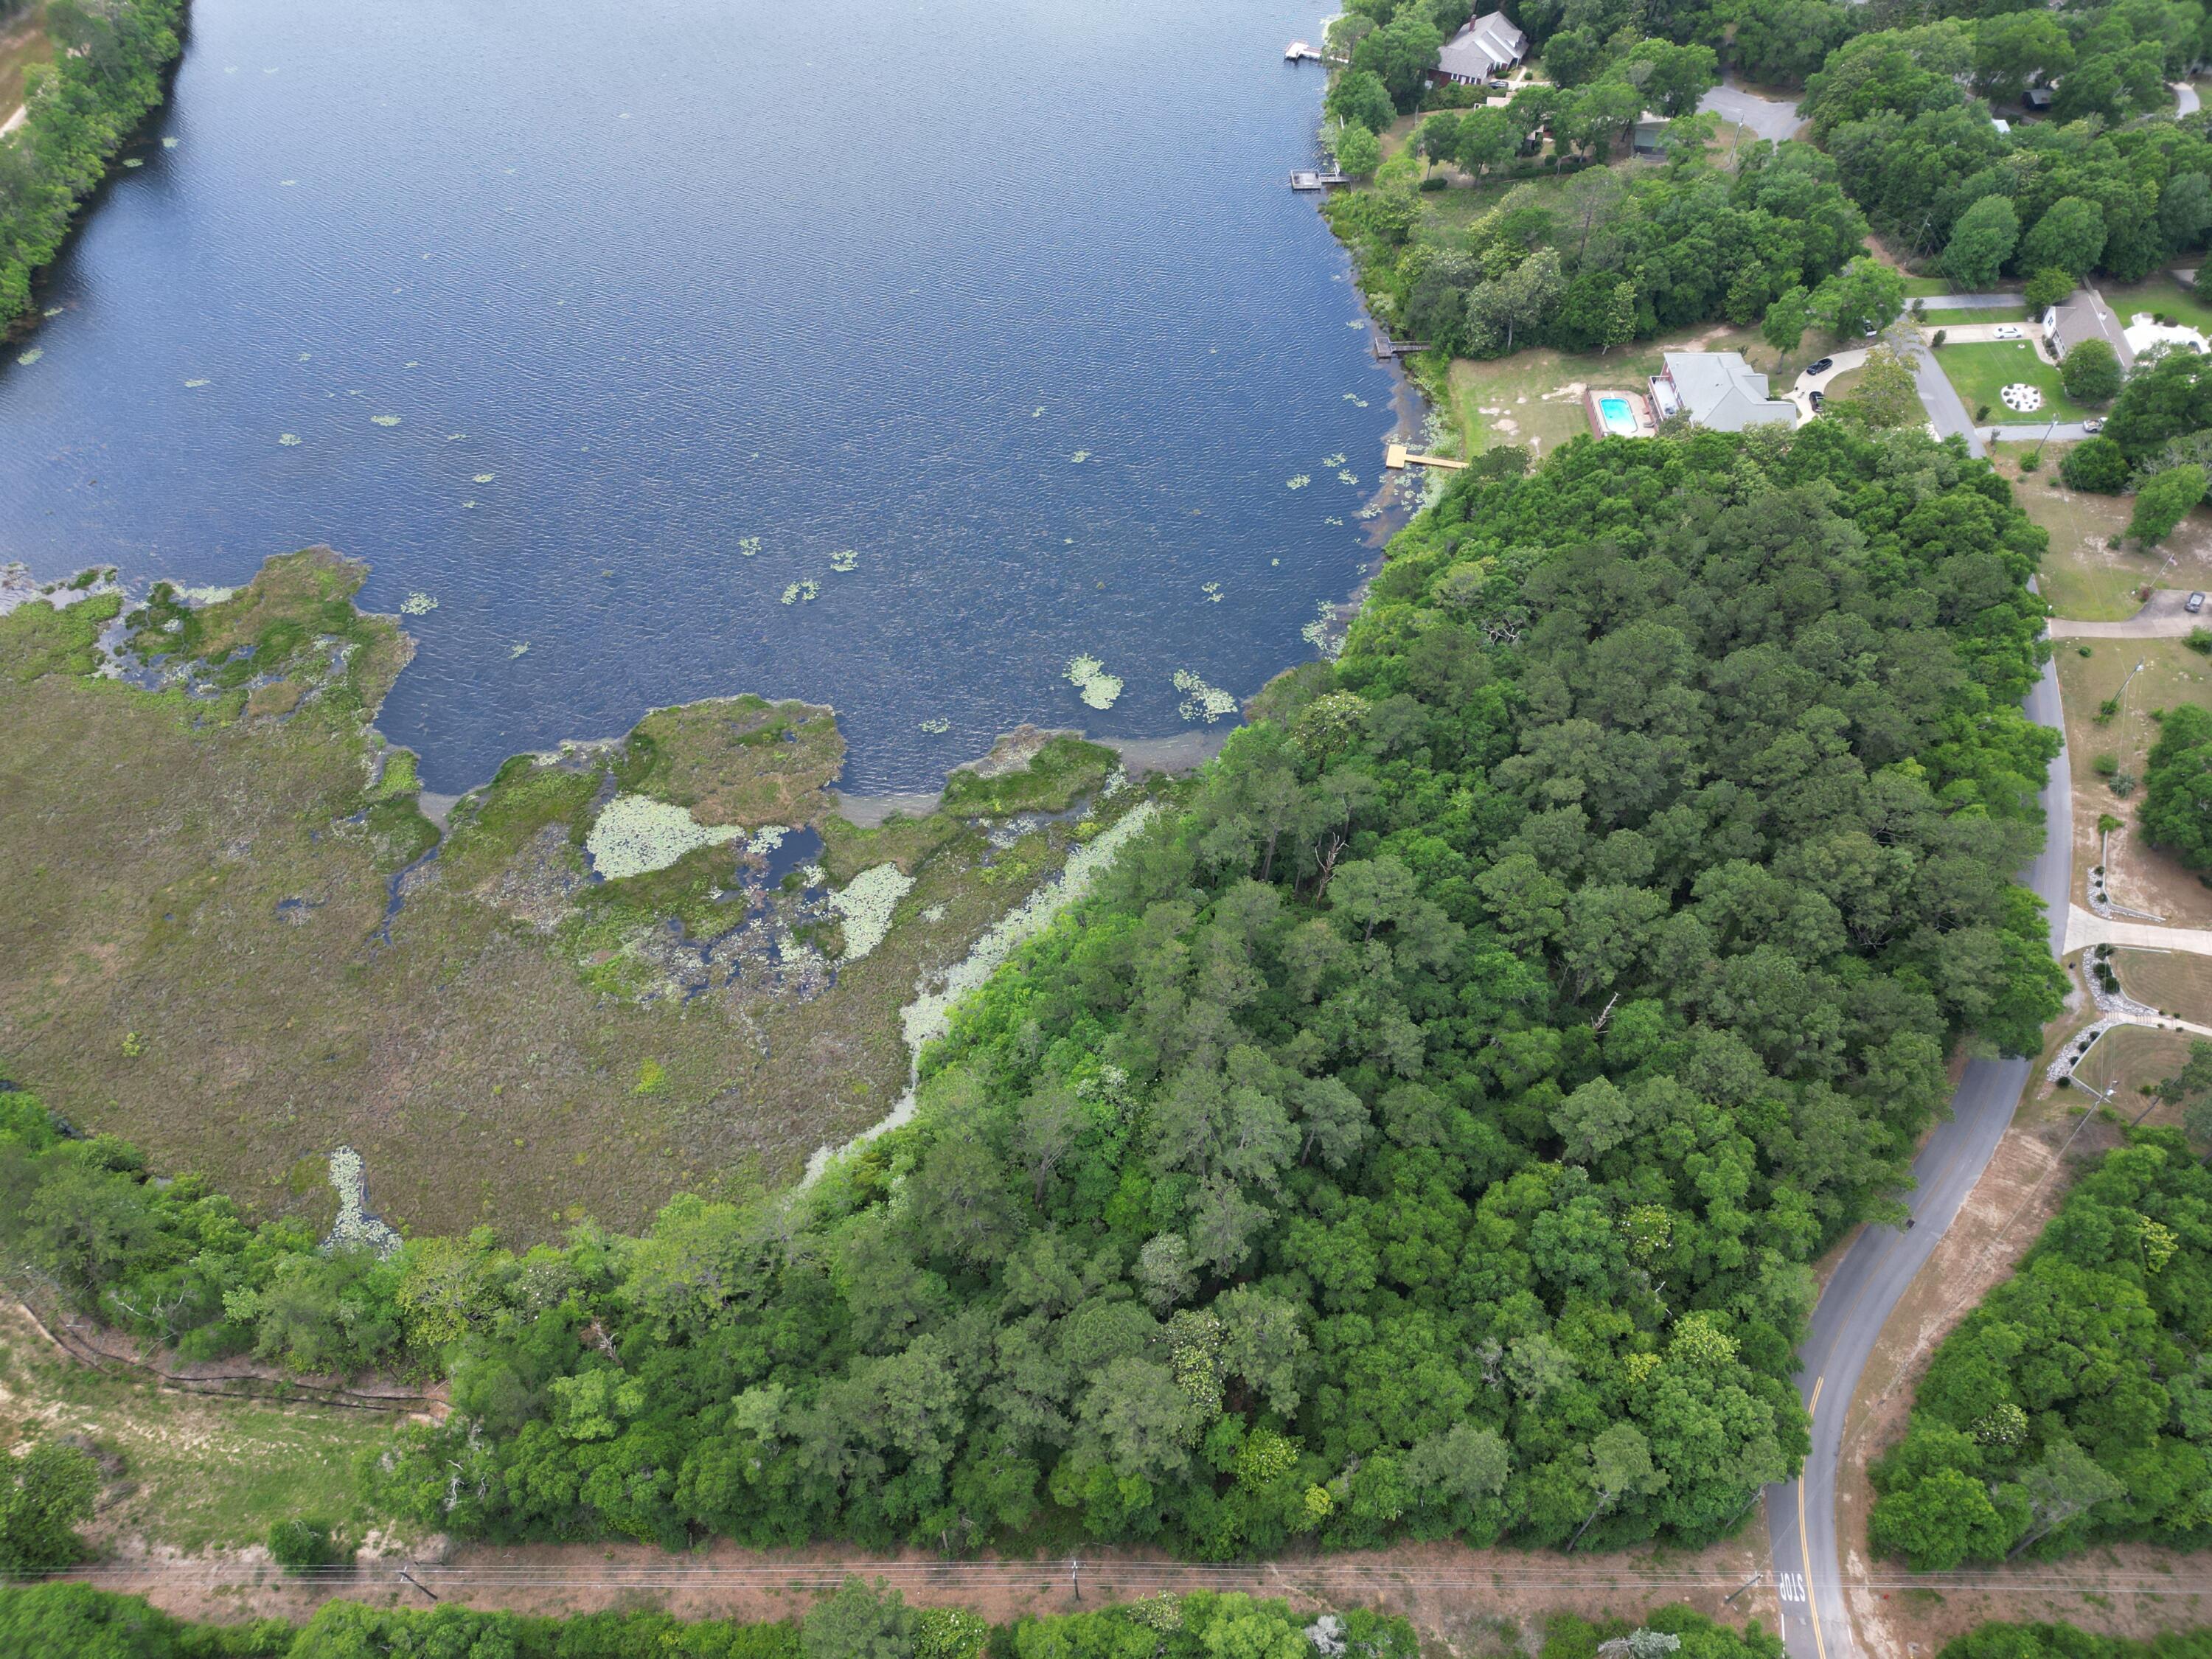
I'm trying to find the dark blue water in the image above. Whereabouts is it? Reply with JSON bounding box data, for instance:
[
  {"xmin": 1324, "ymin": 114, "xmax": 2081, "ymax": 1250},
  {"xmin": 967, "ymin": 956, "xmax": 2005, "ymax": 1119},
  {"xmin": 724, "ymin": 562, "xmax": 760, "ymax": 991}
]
[{"xmin": 0, "ymin": 0, "xmax": 1401, "ymax": 793}]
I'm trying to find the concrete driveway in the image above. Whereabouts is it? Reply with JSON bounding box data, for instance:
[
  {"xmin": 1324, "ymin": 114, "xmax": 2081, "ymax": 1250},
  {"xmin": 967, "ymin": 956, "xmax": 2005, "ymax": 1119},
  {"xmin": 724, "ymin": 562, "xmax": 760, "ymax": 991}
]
[
  {"xmin": 2048, "ymin": 588, "xmax": 2209, "ymax": 636},
  {"xmin": 2068, "ymin": 903, "xmax": 2212, "ymax": 959},
  {"xmin": 1786, "ymin": 348, "xmax": 1866, "ymax": 420},
  {"xmin": 1699, "ymin": 80, "xmax": 1803, "ymax": 142},
  {"xmin": 1986, "ymin": 422, "xmax": 2098, "ymax": 442},
  {"xmin": 2177, "ymin": 82, "xmax": 2202, "ymax": 116},
  {"xmin": 1930, "ymin": 321, "xmax": 2031, "ymax": 344}
]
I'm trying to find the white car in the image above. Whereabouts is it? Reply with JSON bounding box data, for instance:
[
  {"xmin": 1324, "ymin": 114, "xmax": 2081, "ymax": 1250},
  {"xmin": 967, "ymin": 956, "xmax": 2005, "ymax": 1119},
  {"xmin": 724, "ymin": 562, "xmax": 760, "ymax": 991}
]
[{"xmin": 1993, "ymin": 324, "xmax": 2024, "ymax": 340}]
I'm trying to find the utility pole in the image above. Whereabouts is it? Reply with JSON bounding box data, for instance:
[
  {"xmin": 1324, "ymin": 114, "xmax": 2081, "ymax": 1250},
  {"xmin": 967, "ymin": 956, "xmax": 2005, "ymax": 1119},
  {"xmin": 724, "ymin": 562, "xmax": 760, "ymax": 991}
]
[{"xmin": 397, "ymin": 1566, "xmax": 439, "ymax": 1602}]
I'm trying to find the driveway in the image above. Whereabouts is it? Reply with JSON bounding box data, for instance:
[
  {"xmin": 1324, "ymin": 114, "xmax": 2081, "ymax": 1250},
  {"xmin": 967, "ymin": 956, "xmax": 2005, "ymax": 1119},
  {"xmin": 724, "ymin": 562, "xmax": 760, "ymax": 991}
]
[
  {"xmin": 1764, "ymin": 649, "xmax": 2065, "ymax": 1659},
  {"xmin": 2177, "ymin": 82, "xmax": 2202, "ymax": 116},
  {"xmin": 2067, "ymin": 903, "xmax": 2212, "ymax": 959},
  {"xmin": 1786, "ymin": 349, "xmax": 1866, "ymax": 420},
  {"xmin": 1932, "ymin": 321, "xmax": 2031, "ymax": 345},
  {"xmin": 2047, "ymin": 589, "xmax": 2208, "ymax": 636},
  {"xmin": 1699, "ymin": 80, "xmax": 1803, "ymax": 143},
  {"xmin": 1986, "ymin": 422, "xmax": 2097, "ymax": 442},
  {"xmin": 1911, "ymin": 291, "xmax": 2027, "ymax": 310}
]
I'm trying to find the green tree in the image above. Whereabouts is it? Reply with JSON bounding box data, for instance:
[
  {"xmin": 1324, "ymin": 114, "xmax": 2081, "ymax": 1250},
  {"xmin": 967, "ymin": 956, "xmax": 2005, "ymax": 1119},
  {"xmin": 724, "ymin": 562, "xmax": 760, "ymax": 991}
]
[
  {"xmin": 0, "ymin": 1441, "xmax": 99, "ymax": 1574},
  {"xmin": 1942, "ymin": 196, "xmax": 2020, "ymax": 291},
  {"xmin": 2139, "ymin": 703, "xmax": 2212, "ymax": 872},
  {"xmin": 2128, "ymin": 463, "xmax": 2206, "ymax": 543},
  {"xmin": 1324, "ymin": 69, "xmax": 1396, "ymax": 134},
  {"xmin": 804, "ymin": 1579, "xmax": 917, "ymax": 1659},
  {"xmin": 1811, "ymin": 255, "xmax": 1905, "ymax": 338},
  {"xmin": 2058, "ymin": 338, "xmax": 2124, "ymax": 403},
  {"xmin": 1972, "ymin": 14, "xmax": 2074, "ymax": 103},
  {"xmin": 1833, "ymin": 347, "xmax": 1924, "ymax": 430},
  {"xmin": 1762, "ymin": 285, "xmax": 1812, "ymax": 360},
  {"xmin": 2059, "ymin": 437, "xmax": 2129, "ymax": 493},
  {"xmin": 2025, "ymin": 268, "xmax": 2075, "ymax": 311},
  {"xmin": 2158, "ymin": 1040, "xmax": 2212, "ymax": 1144},
  {"xmin": 2020, "ymin": 198, "xmax": 2109, "ymax": 281},
  {"xmin": 1334, "ymin": 123, "xmax": 1382, "ymax": 180}
]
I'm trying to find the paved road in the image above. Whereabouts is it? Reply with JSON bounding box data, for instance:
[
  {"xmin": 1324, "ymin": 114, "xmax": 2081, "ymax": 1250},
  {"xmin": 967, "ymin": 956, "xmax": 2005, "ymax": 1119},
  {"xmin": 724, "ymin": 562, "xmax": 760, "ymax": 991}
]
[
  {"xmin": 2177, "ymin": 82, "xmax": 2202, "ymax": 116},
  {"xmin": 1764, "ymin": 652, "xmax": 2068, "ymax": 1659},
  {"xmin": 1905, "ymin": 332, "xmax": 1987, "ymax": 456},
  {"xmin": 1699, "ymin": 80, "xmax": 1803, "ymax": 142},
  {"xmin": 2047, "ymin": 589, "xmax": 2206, "ymax": 636},
  {"xmin": 1913, "ymin": 292, "xmax": 2028, "ymax": 311}
]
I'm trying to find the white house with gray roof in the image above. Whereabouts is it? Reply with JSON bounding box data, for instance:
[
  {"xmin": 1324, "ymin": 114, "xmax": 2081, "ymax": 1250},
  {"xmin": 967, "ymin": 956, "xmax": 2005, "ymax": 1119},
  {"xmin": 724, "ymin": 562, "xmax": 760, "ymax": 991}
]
[
  {"xmin": 1431, "ymin": 12, "xmax": 1529, "ymax": 86},
  {"xmin": 1648, "ymin": 352, "xmax": 1798, "ymax": 431}
]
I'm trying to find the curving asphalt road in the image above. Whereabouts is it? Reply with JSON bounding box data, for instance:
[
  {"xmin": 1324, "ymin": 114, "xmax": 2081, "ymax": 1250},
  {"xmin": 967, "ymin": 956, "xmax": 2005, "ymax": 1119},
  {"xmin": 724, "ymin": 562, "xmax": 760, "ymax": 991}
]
[
  {"xmin": 1764, "ymin": 653, "xmax": 2070, "ymax": 1659},
  {"xmin": 1698, "ymin": 80, "xmax": 1804, "ymax": 142}
]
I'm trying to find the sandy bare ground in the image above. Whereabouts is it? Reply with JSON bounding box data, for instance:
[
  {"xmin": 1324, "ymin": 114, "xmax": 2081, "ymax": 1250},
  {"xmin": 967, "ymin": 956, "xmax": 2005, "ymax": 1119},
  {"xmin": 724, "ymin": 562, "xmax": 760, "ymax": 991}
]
[{"xmin": 62, "ymin": 1534, "xmax": 1772, "ymax": 1643}]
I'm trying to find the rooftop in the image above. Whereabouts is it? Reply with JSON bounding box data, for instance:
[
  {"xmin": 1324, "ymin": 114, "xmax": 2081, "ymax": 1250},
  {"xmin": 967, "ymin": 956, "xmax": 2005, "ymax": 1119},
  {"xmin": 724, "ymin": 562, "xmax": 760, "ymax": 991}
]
[{"xmin": 1656, "ymin": 351, "xmax": 1797, "ymax": 431}]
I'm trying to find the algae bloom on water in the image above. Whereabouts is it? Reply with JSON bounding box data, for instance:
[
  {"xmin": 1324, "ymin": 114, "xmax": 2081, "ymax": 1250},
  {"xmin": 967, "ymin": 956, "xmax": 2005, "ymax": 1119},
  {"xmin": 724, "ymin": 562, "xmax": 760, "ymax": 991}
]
[
  {"xmin": 1064, "ymin": 654, "xmax": 1122, "ymax": 711},
  {"xmin": 584, "ymin": 793, "xmax": 745, "ymax": 880},
  {"xmin": 1172, "ymin": 669, "xmax": 1238, "ymax": 723}
]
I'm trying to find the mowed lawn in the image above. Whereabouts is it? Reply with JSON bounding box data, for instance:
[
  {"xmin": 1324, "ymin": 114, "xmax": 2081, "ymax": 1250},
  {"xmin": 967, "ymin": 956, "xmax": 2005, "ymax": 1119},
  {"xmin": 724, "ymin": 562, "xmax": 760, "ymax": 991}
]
[
  {"xmin": 1921, "ymin": 305, "xmax": 2030, "ymax": 325},
  {"xmin": 2096, "ymin": 274, "xmax": 2212, "ymax": 338},
  {"xmin": 1936, "ymin": 339, "xmax": 2098, "ymax": 423}
]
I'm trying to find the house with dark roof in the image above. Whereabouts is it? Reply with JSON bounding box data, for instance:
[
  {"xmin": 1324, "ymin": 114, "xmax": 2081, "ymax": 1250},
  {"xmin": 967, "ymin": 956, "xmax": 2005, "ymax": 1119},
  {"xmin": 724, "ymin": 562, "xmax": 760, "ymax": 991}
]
[
  {"xmin": 1431, "ymin": 12, "xmax": 1529, "ymax": 86},
  {"xmin": 1648, "ymin": 351, "xmax": 1798, "ymax": 431},
  {"xmin": 2041, "ymin": 291, "xmax": 2135, "ymax": 371}
]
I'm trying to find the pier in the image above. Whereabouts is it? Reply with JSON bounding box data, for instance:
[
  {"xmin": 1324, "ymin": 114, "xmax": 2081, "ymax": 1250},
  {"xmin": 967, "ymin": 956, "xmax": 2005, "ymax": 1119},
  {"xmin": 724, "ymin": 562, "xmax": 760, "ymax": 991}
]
[
  {"xmin": 1290, "ymin": 168, "xmax": 1352, "ymax": 191},
  {"xmin": 1372, "ymin": 338, "xmax": 1430, "ymax": 358},
  {"xmin": 1384, "ymin": 443, "xmax": 1470, "ymax": 471}
]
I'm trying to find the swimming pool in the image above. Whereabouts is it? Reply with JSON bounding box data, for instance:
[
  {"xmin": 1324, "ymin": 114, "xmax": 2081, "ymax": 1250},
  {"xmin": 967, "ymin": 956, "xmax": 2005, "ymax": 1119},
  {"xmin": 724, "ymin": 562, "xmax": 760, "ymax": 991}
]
[{"xmin": 1599, "ymin": 395, "xmax": 1638, "ymax": 435}]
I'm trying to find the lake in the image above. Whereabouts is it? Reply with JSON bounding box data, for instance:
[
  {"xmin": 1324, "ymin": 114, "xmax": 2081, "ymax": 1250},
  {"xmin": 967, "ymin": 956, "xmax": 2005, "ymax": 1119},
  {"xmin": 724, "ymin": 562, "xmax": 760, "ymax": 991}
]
[{"xmin": 0, "ymin": 0, "xmax": 1403, "ymax": 795}]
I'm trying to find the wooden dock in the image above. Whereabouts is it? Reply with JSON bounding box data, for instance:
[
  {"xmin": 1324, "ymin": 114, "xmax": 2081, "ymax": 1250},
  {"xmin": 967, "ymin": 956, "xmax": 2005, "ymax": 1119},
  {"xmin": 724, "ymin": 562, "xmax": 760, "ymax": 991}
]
[
  {"xmin": 1373, "ymin": 338, "xmax": 1431, "ymax": 358},
  {"xmin": 1290, "ymin": 169, "xmax": 1352, "ymax": 191},
  {"xmin": 1385, "ymin": 443, "xmax": 1470, "ymax": 471},
  {"xmin": 1286, "ymin": 40, "xmax": 1324, "ymax": 61}
]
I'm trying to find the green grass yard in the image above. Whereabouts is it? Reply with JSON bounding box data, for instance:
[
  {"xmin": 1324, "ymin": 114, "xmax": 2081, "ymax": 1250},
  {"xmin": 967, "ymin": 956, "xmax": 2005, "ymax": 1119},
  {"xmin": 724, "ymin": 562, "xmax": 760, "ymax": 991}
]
[
  {"xmin": 2093, "ymin": 274, "xmax": 2212, "ymax": 339},
  {"xmin": 1935, "ymin": 340, "xmax": 2096, "ymax": 424},
  {"xmin": 1921, "ymin": 305, "xmax": 2030, "ymax": 326}
]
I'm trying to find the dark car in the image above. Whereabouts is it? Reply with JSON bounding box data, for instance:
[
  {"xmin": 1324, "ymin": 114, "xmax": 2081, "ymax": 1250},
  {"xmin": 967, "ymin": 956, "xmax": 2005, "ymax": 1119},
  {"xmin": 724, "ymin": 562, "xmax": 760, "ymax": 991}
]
[
  {"xmin": 1807, "ymin": 358, "xmax": 1834, "ymax": 376},
  {"xmin": 1809, "ymin": 389, "xmax": 1826, "ymax": 411},
  {"xmin": 2189, "ymin": 591, "xmax": 2207, "ymax": 614}
]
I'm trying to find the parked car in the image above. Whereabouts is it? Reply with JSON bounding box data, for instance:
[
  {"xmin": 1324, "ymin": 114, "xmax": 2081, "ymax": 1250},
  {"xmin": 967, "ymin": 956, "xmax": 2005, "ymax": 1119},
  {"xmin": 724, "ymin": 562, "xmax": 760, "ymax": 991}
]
[
  {"xmin": 2082, "ymin": 418, "xmax": 2104, "ymax": 434},
  {"xmin": 1862, "ymin": 323, "xmax": 1880, "ymax": 338},
  {"xmin": 1809, "ymin": 389, "xmax": 1826, "ymax": 410},
  {"xmin": 2189, "ymin": 591, "xmax": 2207, "ymax": 613},
  {"xmin": 1994, "ymin": 324, "xmax": 2023, "ymax": 340},
  {"xmin": 1806, "ymin": 358, "xmax": 1834, "ymax": 376}
]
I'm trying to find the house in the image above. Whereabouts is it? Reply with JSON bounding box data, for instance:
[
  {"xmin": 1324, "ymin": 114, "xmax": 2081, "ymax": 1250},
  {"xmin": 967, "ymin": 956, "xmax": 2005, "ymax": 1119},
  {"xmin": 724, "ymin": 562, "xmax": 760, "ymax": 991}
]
[
  {"xmin": 1632, "ymin": 113, "xmax": 1670, "ymax": 157},
  {"xmin": 2042, "ymin": 291, "xmax": 2135, "ymax": 370},
  {"xmin": 1431, "ymin": 11, "xmax": 1529, "ymax": 86},
  {"xmin": 1647, "ymin": 352, "xmax": 1798, "ymax": 431}
]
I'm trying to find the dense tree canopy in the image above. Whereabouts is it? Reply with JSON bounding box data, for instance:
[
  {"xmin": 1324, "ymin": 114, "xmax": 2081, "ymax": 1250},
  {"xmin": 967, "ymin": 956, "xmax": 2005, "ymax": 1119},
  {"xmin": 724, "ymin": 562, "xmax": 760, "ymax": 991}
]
[
  {"xmin": 2139, "ymin": 702, "xmax": 2212, "ymax": 874},
  {"xmin": 1869, "ymin": 1132, "xmax": 2212, "ymax": 1569}
]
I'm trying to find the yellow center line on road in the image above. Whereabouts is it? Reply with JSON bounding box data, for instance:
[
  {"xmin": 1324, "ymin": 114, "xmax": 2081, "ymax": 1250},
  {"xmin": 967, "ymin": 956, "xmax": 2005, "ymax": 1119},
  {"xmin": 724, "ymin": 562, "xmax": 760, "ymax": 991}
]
[{"xmin": 1801, "ymin": 1377, "xmax": 1829, "ymax": 1659}]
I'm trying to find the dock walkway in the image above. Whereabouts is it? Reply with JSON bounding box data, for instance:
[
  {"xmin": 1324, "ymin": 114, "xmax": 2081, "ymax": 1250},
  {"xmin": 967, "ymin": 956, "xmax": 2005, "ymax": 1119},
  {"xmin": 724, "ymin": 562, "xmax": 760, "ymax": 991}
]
[{"xmin": 1384, "ymin": 444, "xmax": 1470, "ymax": 471}]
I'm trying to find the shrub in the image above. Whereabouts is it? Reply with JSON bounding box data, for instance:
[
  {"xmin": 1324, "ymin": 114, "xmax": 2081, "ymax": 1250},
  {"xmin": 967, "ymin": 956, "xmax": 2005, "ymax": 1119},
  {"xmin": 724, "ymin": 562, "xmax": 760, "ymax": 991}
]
[
  {"xmin": 266, "ymin": 1517, "xmax": 342, "ymax": 1571},
  {"xmin": 2059, "ymin": 338, "xmax": 2124, "ymax": 403},
  {"xmin": 2020, "ymin": 449, "xmax": 2040, "ymax": 470},
  {"xmin": 2094, "ymin": 754, "xmax": 2120, "ymax": 777},
  {"xmin": 0, "ymin": 1441, "xmax": 100, "ymax": 1574},
  {"xmin": 2129, "ymin": 464, "xmax": 2208, "ymax": 543},
  {"xmin": 2059, "ymin": 437, "xmax": 2129, "ymax": 492},
  {"xmin": 1932, "ymin": 327, "xmax": 1947, "ymax": 347},
  {"xmin": 2025, "ymin": 268, "xmax": 2075, "ymax": 310},
  {"xmin": 2186, "ymin": 627, "xmax": 2211, "ymax": 655}
]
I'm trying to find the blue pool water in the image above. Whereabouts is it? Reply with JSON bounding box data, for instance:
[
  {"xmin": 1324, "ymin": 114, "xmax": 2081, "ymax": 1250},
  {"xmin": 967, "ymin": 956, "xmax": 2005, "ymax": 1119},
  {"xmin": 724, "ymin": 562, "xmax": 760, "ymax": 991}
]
[
  {"xmin": 1599, "ymin": 396, "xmax": 1636, "ymax": 434},
  {"xmin": 0, "ymin": 0, "xmax": 1404, "ymax": 794}
]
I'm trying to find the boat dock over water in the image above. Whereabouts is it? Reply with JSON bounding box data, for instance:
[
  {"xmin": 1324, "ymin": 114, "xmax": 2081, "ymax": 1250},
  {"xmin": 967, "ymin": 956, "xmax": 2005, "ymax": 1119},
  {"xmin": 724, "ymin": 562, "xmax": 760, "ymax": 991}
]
[
  {"xmin": 1285, "ymin": 40, "xmax": 1326, "ymax": 61},
  {"xmin": 1385, "ymin": 443, "xmax": 1470, "ymax": 471},
  {"xmin": 1289, "ymin": 169, "xmax": 1351, "ymax": 190}
]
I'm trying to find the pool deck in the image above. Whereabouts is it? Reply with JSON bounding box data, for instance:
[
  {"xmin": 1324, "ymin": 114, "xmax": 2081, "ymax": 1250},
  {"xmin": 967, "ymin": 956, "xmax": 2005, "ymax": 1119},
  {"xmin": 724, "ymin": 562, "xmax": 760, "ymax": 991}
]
[{"xmin": 1585, "ymin": 386, "xmax": 1657, "ymax": 439}]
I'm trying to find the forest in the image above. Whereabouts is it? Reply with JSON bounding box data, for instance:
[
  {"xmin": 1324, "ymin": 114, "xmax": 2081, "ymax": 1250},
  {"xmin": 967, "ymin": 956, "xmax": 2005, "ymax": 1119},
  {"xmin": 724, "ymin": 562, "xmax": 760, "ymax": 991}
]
[
  {"xmin": 1868, "ymin": 1129, "xmax": 2212, "ymax": 1569},
  {"xmin": 1941, "ymin": 1624, "xmax": 2212, "ymax": 1659},
  {"xmin": 2139, "ymin": 692, "xmax": 2212, "ymax": 876},
  {"xmin": 2, "ymin": 420, "xmax": 2065, "ymax": 1561},
  {"xmin": 0, "ymin": 0, "xmax": 183, "ymax": 330}
]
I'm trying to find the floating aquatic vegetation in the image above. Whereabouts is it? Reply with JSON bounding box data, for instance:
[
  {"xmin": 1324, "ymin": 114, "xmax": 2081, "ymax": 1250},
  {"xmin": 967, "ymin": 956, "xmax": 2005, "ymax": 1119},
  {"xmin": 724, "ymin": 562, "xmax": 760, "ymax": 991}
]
[
  {"xmin": 921, "ymin": 902, "xmax": 947, "ymax": 924},
  {"xmin": 399, "ymin": 592, "xmax": 438, "ymax": 616},
  {"xmin": 280, "ymin": 178, "xmax": 296, "ymax": 187},
  {"xmin": 1321, "ymin": 452, "xmax": 1347, "ymax": 467},
  {"xmin": 1286, "ymin": 474, "xmax": 1311, "ymax": 490},
  {"xmin": 509, "ymin": 642, "xmax": 529, "ymax": 659},
  {"xmin": 745, "ymin": 826, "xmax": 787, "ymax": 858},
  {"xmin": 827, "ymin": 549, "xmax": 859, "ymax": 573},
  {"xmin": 804, "ymin": 799, "xmax": 1162, "ymax": 1182},
  {"xmin": 123, "ymin": 158, "xmax": 143, "ymax": 169},
  {"xmin": 184, "ymin": 378, "xmax": 209, "ymax": 388},
  {"xmin": 162, "ymin": 136, "xmax": 179, "ymax": 147},
  {"xmin": 41, "ymin": 307, "xmax": 61, "ymax": 317},
  {"xmin": 1324, "ymin": 515, "xmax": 1344, "ymax": 526},
  {"xmin": 1173, "ymin": 670, "xmax": 1239, "ymax": 723},
  {"xmin": 446, "ymin": 431, "xmax": 465, "ymax": 440},
  {"xmin": 1302, "ymin": 599, "xmax": 1348, "ymax": 660},
  {"xmin": 324, "ymin": 1147, "xmax": 400, "ymax": 1256},
  {"xmin": 473, "ymin": 473, "xmax": 495, "ymax": 483},
  {"xmin": 1032, "ymin": 406, "xmax": 1043, "ymax": 417},
  {"xmin": 15, "ymin": 348, "xmax": 42, "ymax": 366},
  {"xmin": 1340, "ymin": 394, "xmax": 1369, "ymax": 408},
  {"xmin": 277, "ymin": 433, "xmax": 302, "ymax": 445},
  {"xmin": 173, "ymin": 585, "xmax": 235, "ymax": 606},
  {"xmin": 371, "ymin": 414, "xmax": 400, "ymax": 427},
  {"xmin": 1071, "ymin": 450, "xmax": 1091, "ymax": 463},
  {"xmin": 1200, "ymin": 582, "xmax": 1224, "ymax": 603},
  {"xmin": 919, "ymin": 717, "xmax": 950, "ymax": 734},
  {"xmin": 780, "ymin": 580, "xmax": 819, "ymax": 605},
  {"xmin": 585, "ymin": 793, "xmax": 745, "ymax": 880},
  {"xmin": 1065, "ymin": 654, "xmax": 1123, "ymax": 711},
  {"xmin": 736, "ymin": 536, "xmax": 762, "ymax": 557},
  {"xmin": 1346, "ymin": 319, "xmax": 1364, "ymax": 328},
  {"xmin": 829, "ymin": 863, "xmax": 914, "ymax": 961},
  {"xmin": 1270, "ymin": 557, "xmax": 1281, "ymax": 566},
  {"xmin": 1338, "ymin": 469, "xmax": 1359, "ymax": 485},
  {"xmin": 462, "ymin": 500, "xmax": 477, "ymax": 509}
]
